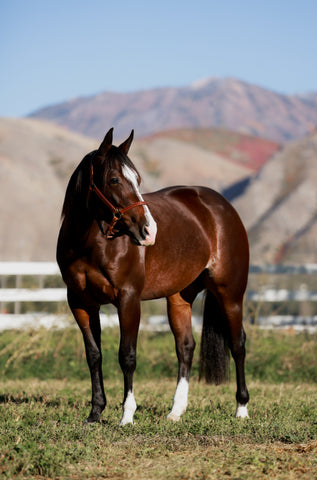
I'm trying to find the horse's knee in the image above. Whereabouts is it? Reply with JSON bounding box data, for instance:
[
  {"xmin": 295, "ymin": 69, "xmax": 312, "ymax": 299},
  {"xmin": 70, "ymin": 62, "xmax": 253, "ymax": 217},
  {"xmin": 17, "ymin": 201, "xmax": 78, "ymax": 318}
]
[
  {"xmin": 119, "ymin": 344, "xmax": 137, "ymax": 375},
  {"xmin": 85, "ymin": 343, "xmax": 101, "ymax": 369}
]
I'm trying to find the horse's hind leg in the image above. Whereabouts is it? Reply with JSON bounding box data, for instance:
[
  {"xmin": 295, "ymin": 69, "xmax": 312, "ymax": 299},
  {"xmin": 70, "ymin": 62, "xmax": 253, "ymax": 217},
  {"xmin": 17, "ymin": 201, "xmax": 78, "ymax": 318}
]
[
  {"xmin": 219, "ymin": 292, "xmax": 249, "ymax": 418},
  {"xmin": 166, "ymin": 293, "xmax": 196, "ymax": 421},
  {"xmin": 232, "ymin": 324, "xmax": 249, "ymax": 418}
]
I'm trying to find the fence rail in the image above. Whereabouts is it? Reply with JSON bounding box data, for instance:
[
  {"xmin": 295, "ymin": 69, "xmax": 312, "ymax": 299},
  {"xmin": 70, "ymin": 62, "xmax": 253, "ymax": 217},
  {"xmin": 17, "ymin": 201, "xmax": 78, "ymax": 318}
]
[
  {"xmin": 0, "ymin": 263, "xmax": 317, "ymax": 330},
  {"xmin": 249, "ymin": 264, "xmax": 317, "ymax": 275},
  {"xmin": 0, "ymin": 262, "xmax": 60, "ymax": 276},
  {"xmin": 247, "ymin": 288, "xmax": 317, "ymax": 302},
  {"xmin": 1, "ymin": 261, "xmax": 315, "ymax": 276},
  {"xmin": 0, "ymin": 288, "xmax": 66, "ymax": 303},
  {"xmin": 0, "ymin": 262, "xmax": 63, "ymax": 314},
  {"xmin": 1, "ymin": 262, "xmax": 317, "ymax": 305}
]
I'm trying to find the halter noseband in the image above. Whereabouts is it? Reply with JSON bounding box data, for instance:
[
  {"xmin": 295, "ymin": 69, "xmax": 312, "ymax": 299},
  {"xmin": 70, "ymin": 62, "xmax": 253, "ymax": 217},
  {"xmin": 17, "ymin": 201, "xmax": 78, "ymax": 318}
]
[{"xmin": 89, "ymin": 161, "xmax": 147, "ymax": 238}]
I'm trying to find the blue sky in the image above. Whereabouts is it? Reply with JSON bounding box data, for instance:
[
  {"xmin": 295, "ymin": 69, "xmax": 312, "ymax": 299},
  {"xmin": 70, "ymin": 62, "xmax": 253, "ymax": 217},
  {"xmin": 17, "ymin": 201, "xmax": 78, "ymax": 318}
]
[{"xmin": 1, "ymin": 0, "xmax": 317, "ymax": 117}]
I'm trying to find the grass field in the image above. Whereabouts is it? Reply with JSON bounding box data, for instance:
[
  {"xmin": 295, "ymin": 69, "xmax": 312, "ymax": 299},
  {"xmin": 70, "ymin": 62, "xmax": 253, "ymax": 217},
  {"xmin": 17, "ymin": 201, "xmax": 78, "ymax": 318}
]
[{"xmin": 0, "ymin": 326, "xmax": 316, "ymax": 479}]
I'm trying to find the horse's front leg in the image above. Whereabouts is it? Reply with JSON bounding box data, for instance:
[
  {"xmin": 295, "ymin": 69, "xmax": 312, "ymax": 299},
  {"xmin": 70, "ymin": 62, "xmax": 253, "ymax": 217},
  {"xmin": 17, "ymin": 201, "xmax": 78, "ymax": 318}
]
[
  {"xmin": 68, "ymin": 291, "xmax": 106, "ymax": 423},
  {"xmin": 117, "ymin": 291, "xmax": 141, "ymax": 426}
]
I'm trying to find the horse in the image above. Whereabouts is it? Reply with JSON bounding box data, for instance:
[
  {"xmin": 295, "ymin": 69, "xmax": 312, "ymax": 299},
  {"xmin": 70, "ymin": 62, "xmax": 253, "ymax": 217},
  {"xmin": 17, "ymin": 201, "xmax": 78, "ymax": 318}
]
[{"xmin": 56, "ymin": 128, "xmax": 250, "ymax": 425}]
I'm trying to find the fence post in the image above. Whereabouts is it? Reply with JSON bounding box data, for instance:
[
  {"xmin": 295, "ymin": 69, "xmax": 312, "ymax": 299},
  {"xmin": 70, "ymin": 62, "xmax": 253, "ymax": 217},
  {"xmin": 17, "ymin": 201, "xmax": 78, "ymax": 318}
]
[
  {"xmin": 299, "ymin": 284, "xmax": 312, "ymax": 317},
  {"xmin": 14, "ymin": 274, "xmax": 21, "ymax": 315},
  {"xmin": 1, "ymin": 275, "xmax": 6, "ymax": 313}
]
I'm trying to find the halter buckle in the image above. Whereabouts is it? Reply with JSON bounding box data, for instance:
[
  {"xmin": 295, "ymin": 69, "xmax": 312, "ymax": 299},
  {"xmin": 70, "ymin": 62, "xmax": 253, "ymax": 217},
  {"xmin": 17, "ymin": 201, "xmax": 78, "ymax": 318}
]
[{"xmin": 113, "ymin": 209, "xmax": 122, "ymax": 220}]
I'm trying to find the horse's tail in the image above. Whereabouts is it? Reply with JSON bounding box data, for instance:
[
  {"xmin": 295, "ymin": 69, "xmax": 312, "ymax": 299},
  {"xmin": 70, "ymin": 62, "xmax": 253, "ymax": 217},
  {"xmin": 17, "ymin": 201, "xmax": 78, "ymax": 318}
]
[{"xmin": 199, "ymin": 290, "xmax": 230, "ymax": 384}]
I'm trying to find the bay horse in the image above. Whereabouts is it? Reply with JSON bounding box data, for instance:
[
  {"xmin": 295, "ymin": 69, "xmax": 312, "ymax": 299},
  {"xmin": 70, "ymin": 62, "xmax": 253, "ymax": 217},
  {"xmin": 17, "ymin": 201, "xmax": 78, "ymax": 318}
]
[{"xmin": 57, "ymin": 128, "xmax": 250, "ymax": 425}]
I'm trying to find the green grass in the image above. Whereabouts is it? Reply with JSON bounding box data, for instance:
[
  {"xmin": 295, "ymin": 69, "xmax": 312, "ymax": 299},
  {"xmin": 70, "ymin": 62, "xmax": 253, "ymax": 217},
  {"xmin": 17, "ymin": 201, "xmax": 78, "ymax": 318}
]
[
  {"xmin": 1, "ymin": 380, "xmax": 316, "ymax": 479},
  {"xmin": 0, "ymin": 326, "xmax": 316, "ymax": 383},
  {"xmin": 0, "ymin": 326, "xmax": 316, "ymax": 479}
]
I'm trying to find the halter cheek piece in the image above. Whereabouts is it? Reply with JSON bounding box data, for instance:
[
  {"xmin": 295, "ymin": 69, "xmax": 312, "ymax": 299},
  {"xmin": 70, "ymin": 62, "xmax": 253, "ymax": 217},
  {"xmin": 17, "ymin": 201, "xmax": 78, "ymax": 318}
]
[{"xmin": 89, "ymin": 161, "xmax": 147, "ymax": 239}]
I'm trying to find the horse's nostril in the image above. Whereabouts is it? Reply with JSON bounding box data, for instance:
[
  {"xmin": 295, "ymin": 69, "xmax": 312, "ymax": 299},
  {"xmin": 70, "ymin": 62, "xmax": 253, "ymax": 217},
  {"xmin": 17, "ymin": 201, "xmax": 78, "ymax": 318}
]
[{"xmin": 131, "ymin": 216, "xmax": 136, "ymax": 224}]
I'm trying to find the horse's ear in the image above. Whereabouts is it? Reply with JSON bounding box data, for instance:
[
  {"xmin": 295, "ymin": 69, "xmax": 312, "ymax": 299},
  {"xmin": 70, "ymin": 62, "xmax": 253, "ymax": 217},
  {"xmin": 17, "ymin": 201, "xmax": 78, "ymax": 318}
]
[
  {"xmin": 98, "ymin": 128, "xmax": 114, "ymax": 156},
  {"xmin": 119, "ymin": 130, "xmax": 134, "ymax": 154}
]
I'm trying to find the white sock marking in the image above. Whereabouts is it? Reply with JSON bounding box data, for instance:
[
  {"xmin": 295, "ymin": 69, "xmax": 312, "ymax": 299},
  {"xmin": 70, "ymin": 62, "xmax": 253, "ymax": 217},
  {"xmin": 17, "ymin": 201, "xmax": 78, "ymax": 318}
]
[
  {"xmin": 167, "ymin": 377, "xmax": 189, "ymax": 421},
  {"xmin": 120, "ymin": 390, "xmax": 137, "ymax": 426},
  {"xmin": 122, "ymin": 165, "xmax": 157, "ymax": 245},
  {"xmin": 235, "ymin": 403, "xmax": 249, "ymax": 418}
]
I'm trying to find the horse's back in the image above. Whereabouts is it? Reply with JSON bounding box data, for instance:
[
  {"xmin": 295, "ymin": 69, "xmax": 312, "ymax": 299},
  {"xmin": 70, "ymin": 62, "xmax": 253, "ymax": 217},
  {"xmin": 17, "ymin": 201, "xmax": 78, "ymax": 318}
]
[
  {"xmin": 145, "ymin": 185, "xmax": 248, "ymax": 254},
  {"xmin": 145, "ymin": 185, "xmax": 243, "ymax": 223}
]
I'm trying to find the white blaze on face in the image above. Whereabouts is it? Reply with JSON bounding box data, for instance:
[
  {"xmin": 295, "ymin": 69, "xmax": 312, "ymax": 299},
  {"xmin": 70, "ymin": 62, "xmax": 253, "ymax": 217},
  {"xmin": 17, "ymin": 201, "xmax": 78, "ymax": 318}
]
[{"xmin": 122, "ymin": 165, "xmax": 157, "ymax": 246}]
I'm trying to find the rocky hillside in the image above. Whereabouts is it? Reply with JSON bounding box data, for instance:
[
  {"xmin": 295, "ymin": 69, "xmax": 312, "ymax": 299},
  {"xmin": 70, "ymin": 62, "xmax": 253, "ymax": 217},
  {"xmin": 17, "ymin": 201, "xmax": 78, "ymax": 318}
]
[
  {"xmin": 1, "ymin": 117, "xmax": 315, "ymax": 264},
  {"xmin": 0, "ymin": 118, "xmax": 278, "ymax": 261},
  {"xmin": 29, "ymin": 77, "xmax": 317, "ymax": 143},
  {"xmin": 0, "ymin": 118, "xmax": 95, "ymax": 261},
  {"xmin": 131, "ymin": 128, "xmax": 279, "ymax": 193},
  {"xmin": 234, "ymin": 133, "xmax": 317, "ymax": 264}
]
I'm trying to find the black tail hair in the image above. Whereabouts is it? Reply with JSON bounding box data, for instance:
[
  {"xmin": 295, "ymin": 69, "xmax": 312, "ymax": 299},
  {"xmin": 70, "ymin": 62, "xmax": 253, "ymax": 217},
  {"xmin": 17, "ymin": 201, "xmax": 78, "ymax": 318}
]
[{"xmin": 199, "ymin": 290, "xmax": 230, "ymax": 384}]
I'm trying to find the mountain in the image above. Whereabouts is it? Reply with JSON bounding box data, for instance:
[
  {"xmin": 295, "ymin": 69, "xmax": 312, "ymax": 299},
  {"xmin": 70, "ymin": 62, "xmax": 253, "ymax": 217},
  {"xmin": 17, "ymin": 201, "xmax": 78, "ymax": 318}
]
[
  {"xmin": 0, "ymin": 118, "xmax": 95, "ymax": 261},
  {"xmin": 29, "ymin": 77, "xmax": 317, "ymax": 143},
  {"xmin": 132, "ymin": 128, "xmax": 279, "ymax": 193},
  {"xmin": 0, "ymin": 118, "xmax": 278, "ymax": 261},
  {"xmin": 234, "ymin": 132, "xmax": 317, "ymax": 264},
  {"xmin": 2, "ymin": 118, "xmax": 316, "ymax": 264}
]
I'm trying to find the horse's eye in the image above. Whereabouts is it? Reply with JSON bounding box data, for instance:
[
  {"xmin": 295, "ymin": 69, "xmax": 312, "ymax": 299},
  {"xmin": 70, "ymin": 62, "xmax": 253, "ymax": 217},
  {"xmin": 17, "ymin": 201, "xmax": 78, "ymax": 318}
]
[{"xmin": 109, "ymin": 177, "xmax": 120, "ymax": 185}]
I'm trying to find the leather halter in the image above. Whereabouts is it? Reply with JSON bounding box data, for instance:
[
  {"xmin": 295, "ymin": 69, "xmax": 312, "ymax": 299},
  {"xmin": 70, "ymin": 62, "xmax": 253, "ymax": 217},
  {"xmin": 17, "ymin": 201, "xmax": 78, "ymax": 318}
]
[{"xmin": 89, "ymin": 161, "xmax": 147, "ymax": 238}]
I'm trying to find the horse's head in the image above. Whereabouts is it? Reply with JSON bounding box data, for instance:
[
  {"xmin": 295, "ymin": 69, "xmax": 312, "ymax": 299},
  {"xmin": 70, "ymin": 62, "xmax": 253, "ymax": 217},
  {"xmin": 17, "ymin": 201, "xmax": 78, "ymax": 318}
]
[{"xmin": 89, "ymin": 128, "xmax": 157, "ymax": 246}]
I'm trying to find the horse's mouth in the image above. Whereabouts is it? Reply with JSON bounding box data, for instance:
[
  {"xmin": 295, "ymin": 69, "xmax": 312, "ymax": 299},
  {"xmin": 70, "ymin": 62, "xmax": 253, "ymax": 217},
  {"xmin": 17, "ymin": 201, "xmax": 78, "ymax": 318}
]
[
  {"xmin": 129, "ymin": 233, "xmax": 142, "ymax": 246},
  {"xmin": 129, "ymin": 227, "xmax": 156, "ymax": 247}
]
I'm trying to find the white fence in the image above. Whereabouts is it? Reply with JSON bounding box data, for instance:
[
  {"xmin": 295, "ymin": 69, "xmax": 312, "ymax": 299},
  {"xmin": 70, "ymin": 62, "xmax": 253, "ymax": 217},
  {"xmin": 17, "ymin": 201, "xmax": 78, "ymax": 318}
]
[
  {"xmin": 0, "ymin": 262, "xmax": 317, "ymax": 330},
  {"xmin": 0, "ymin": 262, "xmax": 65, "ymax": 313}
]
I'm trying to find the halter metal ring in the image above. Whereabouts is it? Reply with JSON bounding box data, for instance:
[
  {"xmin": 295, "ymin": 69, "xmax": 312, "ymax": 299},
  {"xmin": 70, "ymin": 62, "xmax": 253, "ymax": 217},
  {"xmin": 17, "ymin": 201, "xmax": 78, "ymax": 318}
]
[{"xmin": 113, "ymin": 209, "xmax": 122, "ymax": 220}]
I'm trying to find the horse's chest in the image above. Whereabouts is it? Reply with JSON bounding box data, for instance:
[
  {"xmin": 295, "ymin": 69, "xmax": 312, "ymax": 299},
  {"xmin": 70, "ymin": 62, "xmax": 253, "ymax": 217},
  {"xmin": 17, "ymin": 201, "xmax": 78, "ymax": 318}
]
[
  {"xmin": 65, "ymin": 258, "xmax": 117, "ymax": 305},
  {"xmin": 86, "ymin": 268, "xmax": 118, "ymax": 304}
]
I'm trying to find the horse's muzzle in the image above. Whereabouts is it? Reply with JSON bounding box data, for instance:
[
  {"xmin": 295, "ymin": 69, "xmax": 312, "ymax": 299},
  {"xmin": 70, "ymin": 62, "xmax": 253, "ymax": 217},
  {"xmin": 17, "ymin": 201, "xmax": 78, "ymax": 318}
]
[
  {"xmin": 132, "ymin": 217, "xmax": 156, "ymax": 247},
  {"xmin": 140, "ymin": 224, "xmax": 156, "ymax": 246}
]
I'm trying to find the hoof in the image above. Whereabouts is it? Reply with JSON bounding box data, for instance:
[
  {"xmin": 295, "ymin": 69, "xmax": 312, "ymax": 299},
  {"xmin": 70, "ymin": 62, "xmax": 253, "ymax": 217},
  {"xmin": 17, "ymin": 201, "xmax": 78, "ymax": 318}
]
[
  {"xmin": 85, "ymin": 414, "xmax": 101, "ymax": 424},
  {"xmin": 235, "ymin": 404, "xmax": 249, "ymax": 419},
  {"xmin": 85, "ymin": 419, "xmax": 100, "ymax": 425},
  {"xmin": 119, "ymin": 419, "xmax": 134, "ymax": 427},
  {"xmin": 167, "ymin": 412, "xmax": 181, "ymax": 422}
]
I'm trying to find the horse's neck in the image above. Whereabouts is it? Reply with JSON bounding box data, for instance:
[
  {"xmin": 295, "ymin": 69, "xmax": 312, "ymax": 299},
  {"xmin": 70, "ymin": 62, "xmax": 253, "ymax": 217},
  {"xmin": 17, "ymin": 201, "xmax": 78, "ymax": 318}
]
[{"xmin": 64, "ymin": 209, "xmax": 94, "ymax": 245}]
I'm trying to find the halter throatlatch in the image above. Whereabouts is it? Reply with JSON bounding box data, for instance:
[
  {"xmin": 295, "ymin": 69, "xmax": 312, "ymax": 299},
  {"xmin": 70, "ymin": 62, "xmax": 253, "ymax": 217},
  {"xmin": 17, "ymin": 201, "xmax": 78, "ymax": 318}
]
[{"xmin": 89, "ymin": 161, "xmax": 147, "ymax": 238}]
